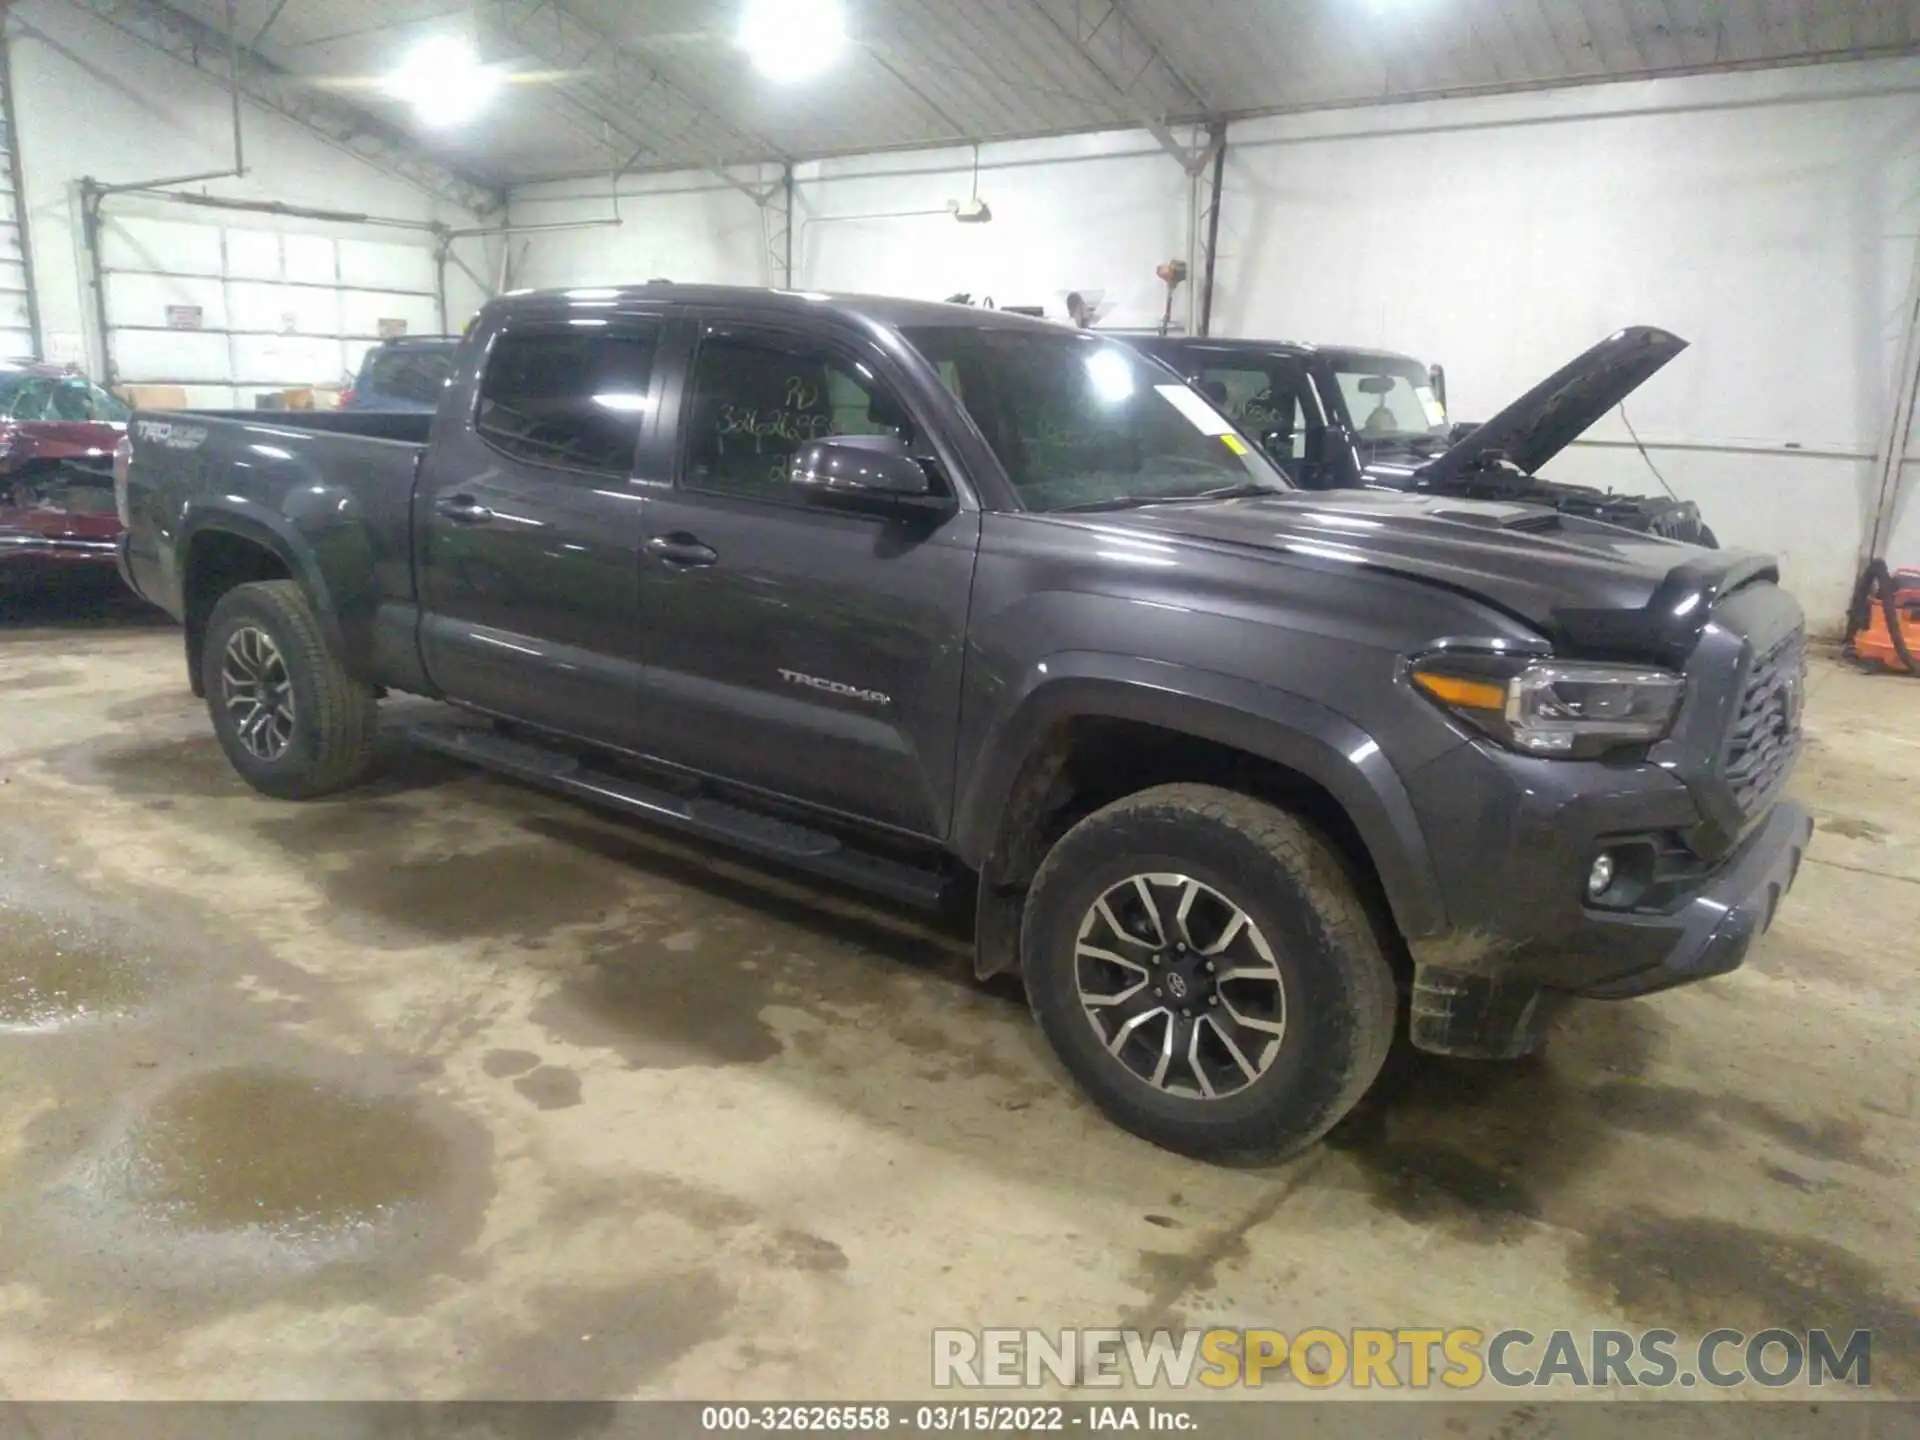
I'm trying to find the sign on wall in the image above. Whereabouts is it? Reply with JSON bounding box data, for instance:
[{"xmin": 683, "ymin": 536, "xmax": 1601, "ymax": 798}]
[
  {"xmin": 165, "ymin": 304, "xmax": 204, "ymax": 330},
  {"xmin": 377, "ymin": 317, "xmax": 409, "ymax": 338}
]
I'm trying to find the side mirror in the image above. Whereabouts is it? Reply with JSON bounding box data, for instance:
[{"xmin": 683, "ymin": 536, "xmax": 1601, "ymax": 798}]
[
  {"xmin": 1428, "ymin": 363, "xmax": 1448, "ymax": 413},
  {"xmin": 1258, "ymin": 428, "xmax": 1292, "ymax": 461},
  {"xmin": 790, "ymin": 436, "xmax": 950, "ymax": 512}
]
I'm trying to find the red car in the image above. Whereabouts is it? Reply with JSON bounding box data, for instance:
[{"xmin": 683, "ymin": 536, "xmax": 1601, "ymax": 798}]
[{"xmin": 0, "ymin": 366, "xmax": 129, "ymax": 589}]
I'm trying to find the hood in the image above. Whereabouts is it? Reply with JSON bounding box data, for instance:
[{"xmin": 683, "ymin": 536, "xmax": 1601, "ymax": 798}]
[
  {"xmin": 1086, "ymin": 488, "xmax": 1768, "ymax": 664},
  {"xmin": 1414, "ymin": 326, "xmax": 1687, "ymax": 487},
  {"xmin": 0, "ymin": 419, "xmax": 125, "ymax": 467}
]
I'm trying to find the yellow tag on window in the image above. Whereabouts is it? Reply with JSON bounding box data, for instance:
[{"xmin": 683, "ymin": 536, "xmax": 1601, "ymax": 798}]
[{"xmin": 1220, "ymin": 434, "xmax": 1250, "ymax": 455}]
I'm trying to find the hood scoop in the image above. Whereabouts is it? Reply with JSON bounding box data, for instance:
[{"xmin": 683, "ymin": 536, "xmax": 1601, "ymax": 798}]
[{"xmin": 1429, "ymin": 505, "xmax": 1561, "ymax": 533}]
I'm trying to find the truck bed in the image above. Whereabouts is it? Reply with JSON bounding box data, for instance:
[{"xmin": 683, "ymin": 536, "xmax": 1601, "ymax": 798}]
[
  {"xmin": 120, "ymin": 408, "xmax": 430, "ymax": 682},
  {"xmin": 166, "ymin": 410, "xmax": 435, "ymax": 445}
]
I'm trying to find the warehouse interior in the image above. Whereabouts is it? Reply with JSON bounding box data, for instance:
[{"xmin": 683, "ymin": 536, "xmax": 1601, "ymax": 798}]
[{"xmin": 2, "ymin": 0, "xmax": 1918, "ymax": 1421}]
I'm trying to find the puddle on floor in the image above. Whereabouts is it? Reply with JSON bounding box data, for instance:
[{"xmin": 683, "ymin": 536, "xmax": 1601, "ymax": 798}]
[
  {"xmin": 0, "ymin": 901, "xmax": 149, "ymax": 1031},
  {"xmin": 117, "ymin": 1066, "xmax": 446, "ymax": 1244}
]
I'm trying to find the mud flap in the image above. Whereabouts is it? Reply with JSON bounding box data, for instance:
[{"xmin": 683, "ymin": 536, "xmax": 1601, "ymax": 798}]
[{"xmin": 1409, "ymin": 965, "xmax": 1568, "ymax": 1059}]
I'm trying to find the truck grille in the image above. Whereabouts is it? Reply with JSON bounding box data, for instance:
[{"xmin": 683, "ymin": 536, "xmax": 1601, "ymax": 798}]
[{"xmin": 1720, "ymin": 628, "xmax": 1805, "ymax": 818}]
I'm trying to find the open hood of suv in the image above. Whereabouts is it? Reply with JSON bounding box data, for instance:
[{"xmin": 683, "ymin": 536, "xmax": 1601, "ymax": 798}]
[{"xmin": 1415, "ymin": 326, "xmax": 1687, "ymax": 488}]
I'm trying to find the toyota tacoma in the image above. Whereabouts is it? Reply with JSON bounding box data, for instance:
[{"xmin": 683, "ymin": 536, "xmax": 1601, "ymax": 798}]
[{"xmin": 117, "ymin": 286, "xmax": 1810, "ymax": 1160}]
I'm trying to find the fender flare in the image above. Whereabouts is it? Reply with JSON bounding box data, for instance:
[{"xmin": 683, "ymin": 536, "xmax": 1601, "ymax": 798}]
[
  {"xmin": 176, "ymin": 503, "xmax": 353, "ymax": 672},
  {"xmin": 952, "ymin": 651, "xmax": 1448, "ymax": 941}
]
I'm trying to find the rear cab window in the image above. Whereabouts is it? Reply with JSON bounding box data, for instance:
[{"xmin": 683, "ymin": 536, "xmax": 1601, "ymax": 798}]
[{"xmin": 360, "ymin": 346, "xmax": 458, "ymax": 406}]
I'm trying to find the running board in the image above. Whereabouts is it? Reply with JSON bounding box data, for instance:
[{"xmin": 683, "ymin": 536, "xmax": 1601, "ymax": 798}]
[{"xmin": 406, "ymin": 721, "xmax": 949, "ymax": 910}]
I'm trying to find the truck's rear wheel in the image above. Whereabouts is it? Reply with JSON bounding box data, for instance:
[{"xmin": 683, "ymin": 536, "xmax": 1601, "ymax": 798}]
[
  {"xmin": 1022, "ymin": 784, "xmax": 1396, "ymax": 1162},
  {"xmin": 201, "ymin": 580, "xmax": 378, "ymax": 800}
]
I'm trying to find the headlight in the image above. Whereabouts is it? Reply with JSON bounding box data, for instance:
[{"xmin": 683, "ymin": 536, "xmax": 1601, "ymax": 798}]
[{"xmin": 1410, "ymin": 654, "xmax": 1684, "ymax": 758}]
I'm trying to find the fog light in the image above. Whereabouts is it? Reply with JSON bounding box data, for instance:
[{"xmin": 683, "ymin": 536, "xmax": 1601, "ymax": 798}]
[{"xmin": 1587, "ymin": 852, "xmax": 1616, "ymax": 898}]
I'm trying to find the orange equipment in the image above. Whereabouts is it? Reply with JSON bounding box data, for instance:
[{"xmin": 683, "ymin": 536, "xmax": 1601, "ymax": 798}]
[{"xmin": 1846, "ymin": 561, "xmax": 1920, "ymax": 675}]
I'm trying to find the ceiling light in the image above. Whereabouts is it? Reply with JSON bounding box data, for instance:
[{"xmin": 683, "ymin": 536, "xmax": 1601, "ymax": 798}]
[
  {"xmin": 384, "ymin": 36, "xmax": 504, "ymax": 128},
  {"xmin": 738, "ymin": 0, "xmax": 846, "ymax": 82}
]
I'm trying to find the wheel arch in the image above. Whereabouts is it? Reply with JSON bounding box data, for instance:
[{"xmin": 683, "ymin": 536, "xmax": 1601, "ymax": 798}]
[
  {"xmin": 178, "ymin": 510, "xmax": 344, "ymax": 698},
  {"xmin": 955, "ymin": 655, "xmax": 1448, "ymax": 979}
]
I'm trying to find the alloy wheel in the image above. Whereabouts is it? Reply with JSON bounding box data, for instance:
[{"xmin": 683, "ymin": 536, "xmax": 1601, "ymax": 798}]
[
  {"xmin": 1075, "ymin": 872, "xmax": 1287, "ymax": 1099},
  {"xmin": 220, "ymin": 625, "xmax": 297, "ymax": 762}
]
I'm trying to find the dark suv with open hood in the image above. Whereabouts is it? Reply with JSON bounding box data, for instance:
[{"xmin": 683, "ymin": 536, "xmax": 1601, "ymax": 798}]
[{"xmin": 1131, "ymin": 327, "xmax": 1714, "ymax": 546}]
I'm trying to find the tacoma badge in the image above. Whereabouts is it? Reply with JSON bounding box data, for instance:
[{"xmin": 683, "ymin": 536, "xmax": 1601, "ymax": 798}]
[{"xmin": 778, "ymin": 669, "xmax": 891, "ymax": 707}]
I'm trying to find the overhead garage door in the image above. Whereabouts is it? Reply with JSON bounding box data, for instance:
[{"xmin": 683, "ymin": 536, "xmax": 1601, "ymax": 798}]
[
  {"xmin": 96, "ymin": 204, "xmax": 445, "ymax": 408},
  {"xmin": 0, "ymin": 39, "xmax": 37, "ymax": 363}
]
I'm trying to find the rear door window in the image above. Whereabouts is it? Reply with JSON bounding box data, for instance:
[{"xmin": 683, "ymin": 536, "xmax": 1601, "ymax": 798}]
[{"xmin": 475, "ymin": 326, "xmax": 661, "ymax": 477}]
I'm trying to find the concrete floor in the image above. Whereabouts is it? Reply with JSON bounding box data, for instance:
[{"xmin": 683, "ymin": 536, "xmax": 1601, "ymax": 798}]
[{"xmin": 0, "ymin": 592, "xmax": 1915, "ymax": 1410}]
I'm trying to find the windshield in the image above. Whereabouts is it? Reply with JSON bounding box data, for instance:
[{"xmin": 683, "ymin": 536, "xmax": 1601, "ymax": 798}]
[
  {"xmin": 1327, "ymin": 356, "xmax": 1446, "ymax": 445},
  {"xmin": 901, "ymin": 327, "xmax": 1286, "ymax": 512},
  {"xmin": 0, "ymin": 374, "xmax": 131, "ymax": 423}
]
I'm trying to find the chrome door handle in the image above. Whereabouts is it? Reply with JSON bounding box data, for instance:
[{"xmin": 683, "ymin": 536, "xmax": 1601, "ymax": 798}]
[
  {"xmin": 436, "ymin": 494, "xmax": 494, "ymax": 525},
  {"xmin": 646, "ymin": 533, "xmax": 718, "ymax": 566}
]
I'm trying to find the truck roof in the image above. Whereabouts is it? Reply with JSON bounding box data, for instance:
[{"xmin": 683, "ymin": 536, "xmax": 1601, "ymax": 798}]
[
  {"xmin": 486, "ymin": 283, "xmax": 1068, "ymax": 333},
  {"xmin": 1129, "ymin": 334, "xmax": 1424, "ymax": 368}
]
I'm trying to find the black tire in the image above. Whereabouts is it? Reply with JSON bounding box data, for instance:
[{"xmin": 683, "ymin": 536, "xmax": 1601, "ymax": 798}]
[
  {"xmin": 200, "ymin": 579, "xmax": 378, "ymax": 800},
  {"xmin": 1021, "ymin": 783, "xmax": 1397, "ymax": 1162}
]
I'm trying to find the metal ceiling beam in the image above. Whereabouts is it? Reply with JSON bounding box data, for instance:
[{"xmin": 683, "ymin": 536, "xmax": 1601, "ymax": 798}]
[
  {"xmin": 1029, "ymin": 0, "xmax": 1218, "ymax": 173},
  {"xmin": 64, "ymin": 0, "xmax": 503, "ymax": 216},
  {"xmin": 479, "ymin": 0, "xmax": 790, "ymax": 176}
]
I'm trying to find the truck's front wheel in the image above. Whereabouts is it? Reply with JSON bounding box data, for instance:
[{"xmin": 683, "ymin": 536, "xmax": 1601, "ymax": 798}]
[
  {"xmin": 201, "ymin": 580, "xmax": 378, "ymax": 800},
  {"xmin": 1022, "ymin": 784, "xmax": 1396, "ymax": 1162}
]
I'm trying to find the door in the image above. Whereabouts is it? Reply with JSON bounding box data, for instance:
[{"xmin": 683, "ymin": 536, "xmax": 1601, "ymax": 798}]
[
  {"xmin": 637, "ymin": 322, "xmax": 980, "ymax": 838},
  {"xmin": 417, "ymin": 315, "xmax": 666, "ymax": 750}
]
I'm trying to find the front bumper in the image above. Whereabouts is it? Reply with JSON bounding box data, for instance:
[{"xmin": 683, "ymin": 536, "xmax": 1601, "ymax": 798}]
[
  {"xmin": 1576, "ymin": 799, "xmax": 1810, "ymax": 998},
  {"xmin": 1401, "ymin": 734, "xmax": 1811, "ymax": 1057}
]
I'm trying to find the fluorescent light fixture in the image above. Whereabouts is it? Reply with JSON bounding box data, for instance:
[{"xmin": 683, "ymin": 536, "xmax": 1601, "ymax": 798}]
[
  {"xmin": 384, "ymin": 36, "xmax": 504, "ymax": 128},
  {"xmin": 738, "ymin": 0, "xmax": 846, "ymax": 82},
  {"xmin": 592, "ymin": 392, "xmax": 652, "ymax": 413},
  {"xmin": 1084, "ymin": 349, "xmax": 1135, "ymax": 405}
]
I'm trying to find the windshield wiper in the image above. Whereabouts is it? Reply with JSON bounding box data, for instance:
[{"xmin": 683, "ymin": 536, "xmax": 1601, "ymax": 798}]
[
  {"xmin": 1165, "ymin": 482, "xmax": 1276, "ymax": 502},
  {"xmin": 1049, "ymin": 482, "xmax": 1277, "ymax": 514},
  {"xmin": 1048, "ymin": 495, "xmax": 1184, "ymax": 513}
]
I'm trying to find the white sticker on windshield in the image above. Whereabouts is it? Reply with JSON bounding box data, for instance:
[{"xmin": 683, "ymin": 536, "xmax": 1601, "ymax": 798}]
[
  {"xmin": 1155, "ymin": 383, "xmax": 1235, "ymax": 436},
  {"xmin": 1415, "ymin": 384, "xmax": 1446, "ymax": 428}
]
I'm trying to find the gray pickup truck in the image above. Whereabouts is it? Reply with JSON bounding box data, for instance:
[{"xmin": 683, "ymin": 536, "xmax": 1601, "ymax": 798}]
[{"xmin": 116, "ymin": 285, "xmax": 1811, "ymax": 1160}]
